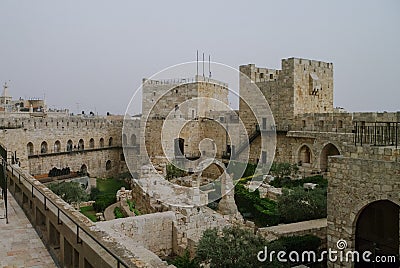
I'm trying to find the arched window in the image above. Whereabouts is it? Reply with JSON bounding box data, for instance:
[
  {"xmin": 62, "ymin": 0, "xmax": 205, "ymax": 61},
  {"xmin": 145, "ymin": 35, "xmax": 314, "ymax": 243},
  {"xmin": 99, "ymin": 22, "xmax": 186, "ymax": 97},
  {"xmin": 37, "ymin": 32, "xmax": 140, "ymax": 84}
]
[
  {"xmin": 27, "ymin": 142, "xmax": 34, "ymax": 156},
  {"xmin": 67, "ymin": 140, "xmax": 73, "ymax": 152},
  {"xmin": 108, "ymin": 137, "xmax": 113, "ymax": 147},
  {"xmin": 131, "ymin": 134, "xmax": 137, "ymax": 146},
  {"xmin": 122, "ymin": 134, "xmax": 127, "ymax": 146},
  {"xmin": 40, "ymin": 141, "xmax": 48, "ymax": 154},
  {"xmin": 54, "ymin": 140, "xmax": 61, "ymax": 153},
  {"xmin": 89, "ymin": 138, "xmax": 95, "ymax": 148},
  {"xmin": 99, "ymin": 138, "xmax": 104, "ymax": 148},
  {"xmin": 106, "ymin": 160, "xmax": 112, "ymax": 170},
  {"xmin": 78, "ymin": 139, "xmax": 84, "ymax": 150}
]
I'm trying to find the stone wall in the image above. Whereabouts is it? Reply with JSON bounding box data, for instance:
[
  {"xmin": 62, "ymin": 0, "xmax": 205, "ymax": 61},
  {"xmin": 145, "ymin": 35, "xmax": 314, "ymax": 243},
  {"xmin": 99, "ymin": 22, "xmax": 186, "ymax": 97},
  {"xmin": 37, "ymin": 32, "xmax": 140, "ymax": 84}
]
[
  {"xmin": 0, "ymin": 115, "xmax": 129, "ymax": 178},
  {"xmin": 257, "ymin": 218, "xmax": 327, "ymax": 248},
  {"xmin": 327, "ymin": 152, "xmax": 400, "ymax": 267},
  {"xmin": 95, "ymin": 212, "xmax": 176, "ymax": 257}
]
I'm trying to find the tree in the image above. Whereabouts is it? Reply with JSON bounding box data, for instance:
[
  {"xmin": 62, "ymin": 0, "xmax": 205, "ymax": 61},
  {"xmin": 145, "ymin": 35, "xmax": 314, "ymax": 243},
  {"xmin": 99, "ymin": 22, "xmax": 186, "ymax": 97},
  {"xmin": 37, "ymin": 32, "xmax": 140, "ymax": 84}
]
[
  {"xmin": 48, "ymin": 181, "xmax": 89, "ymax": 204},
  {"xmin": 195, "ymin": 226, "xmax": 288, "ymax": 268},
  {"xmin": 277, "ymin": 187, "xmax": 327, "ymax": 223},
  {"xmin": 269, "ymin": 162, "xmax": 298, "ymax": 179}
]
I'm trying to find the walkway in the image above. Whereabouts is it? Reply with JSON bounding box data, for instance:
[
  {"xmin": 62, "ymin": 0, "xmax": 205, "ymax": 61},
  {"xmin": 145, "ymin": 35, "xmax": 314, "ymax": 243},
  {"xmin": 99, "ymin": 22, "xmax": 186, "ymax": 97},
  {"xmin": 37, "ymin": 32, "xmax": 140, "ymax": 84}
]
[{"xmin": 0, "ymin": 190, "xmax": 57, "ymax": 268}]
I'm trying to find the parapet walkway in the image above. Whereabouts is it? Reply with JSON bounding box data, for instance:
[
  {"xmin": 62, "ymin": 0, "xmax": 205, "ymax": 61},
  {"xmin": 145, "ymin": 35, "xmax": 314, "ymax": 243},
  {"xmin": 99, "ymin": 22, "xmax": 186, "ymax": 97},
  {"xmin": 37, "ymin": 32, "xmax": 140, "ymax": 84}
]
[{"xmin": 0, "ymin": 190, "xmax": 56, "ymax": 268}]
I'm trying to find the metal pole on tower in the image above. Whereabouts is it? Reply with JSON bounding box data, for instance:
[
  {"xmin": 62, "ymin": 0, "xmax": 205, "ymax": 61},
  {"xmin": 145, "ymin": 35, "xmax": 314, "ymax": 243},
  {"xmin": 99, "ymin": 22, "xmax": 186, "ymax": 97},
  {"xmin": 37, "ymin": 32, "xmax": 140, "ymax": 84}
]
[
  {"xmin": 209, "ymin": 55, "xmax": 211, "ymax": 78},
  {"xmin": 196, "ymin": 50, "xmax": 199, "ymax": 78},
  {"xmin": 202, "ymin": 53, "xmax": 205, "ymax": 77}
]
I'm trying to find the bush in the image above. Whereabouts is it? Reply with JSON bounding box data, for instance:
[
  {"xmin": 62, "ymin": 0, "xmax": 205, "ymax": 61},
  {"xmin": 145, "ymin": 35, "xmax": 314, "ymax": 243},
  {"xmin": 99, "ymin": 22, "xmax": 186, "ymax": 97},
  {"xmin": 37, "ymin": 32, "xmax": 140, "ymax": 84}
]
[
  {"xmin": 127, "ymin": 199, "xmax": 135, "ymax": 212},
  {"xmin": 166, "ymin": 163, "xmax": 186, "ymax": 180},
  {"xmin": 274, "ymin": 234, "xmax": 321, "ymax": 253},
  {"xmin": 89, "ymin": 187, "xmax": 100, "ymax": 200},
  {"xmin": 93, "ymin": 194, "xmax": 116, "ymax": 212},
  {"xmin": 234, "ymin": 183, "xmax": 279, "ymax": 227},
  {"xmin": 270, "ymin": 162, "xmax": 299, "ymax": 179},
  {"xmin": 169, "ymin": 250, "xmax": 197, "ymax": 268},
  {"xmin": 196, "ymin": 226, "xmax": 288, "ymax": 268},
  {"xmin": 270, "ymin": 175, "xmax": 327, "ymax": 189},
  {"xmin": 277, "ymin": 187, "xmax": 327, "ymax": 223},
  {"xmin": 114, "ymin": 207, "xmax": 125, "ymax": 218},
  {"xmin": 48, "ymin": 181, "xmax": 89, "ymax": 204}
]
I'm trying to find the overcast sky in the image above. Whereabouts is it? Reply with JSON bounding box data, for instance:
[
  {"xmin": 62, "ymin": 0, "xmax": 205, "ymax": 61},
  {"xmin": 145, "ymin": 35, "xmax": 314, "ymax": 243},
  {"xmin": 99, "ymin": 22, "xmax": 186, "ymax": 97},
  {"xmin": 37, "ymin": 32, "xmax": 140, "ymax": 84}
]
[{"xmin": 0, "ymin": 0, "xmax": 399, "ymax": 115}]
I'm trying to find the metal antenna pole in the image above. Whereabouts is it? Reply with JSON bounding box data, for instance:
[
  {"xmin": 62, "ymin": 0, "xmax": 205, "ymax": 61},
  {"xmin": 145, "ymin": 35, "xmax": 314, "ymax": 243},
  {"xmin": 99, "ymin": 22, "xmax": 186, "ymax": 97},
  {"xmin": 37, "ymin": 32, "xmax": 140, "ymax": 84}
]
[
  {"xmin": 202, "ymin": 53, "xmax": 205, "ymax": 77},
  {"xmin": 209, "ymin": 55, "xmax": 211, "ymax": 78},
  {"xmin": 196, "ymin": 50, "xmax": 199, "ymax": 78}
]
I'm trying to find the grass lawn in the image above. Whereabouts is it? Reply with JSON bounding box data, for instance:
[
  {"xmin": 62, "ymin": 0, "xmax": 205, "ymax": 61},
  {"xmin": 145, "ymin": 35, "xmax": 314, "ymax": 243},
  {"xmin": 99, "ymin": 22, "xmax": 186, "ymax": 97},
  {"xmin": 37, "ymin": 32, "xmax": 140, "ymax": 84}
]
[
  {"xmin": 96, "ymin": 178, "xmax": 130, "ymax": 194},
  {"xmin": 80, "ymin": 205, "xmax": 97, "ymax": 222}
]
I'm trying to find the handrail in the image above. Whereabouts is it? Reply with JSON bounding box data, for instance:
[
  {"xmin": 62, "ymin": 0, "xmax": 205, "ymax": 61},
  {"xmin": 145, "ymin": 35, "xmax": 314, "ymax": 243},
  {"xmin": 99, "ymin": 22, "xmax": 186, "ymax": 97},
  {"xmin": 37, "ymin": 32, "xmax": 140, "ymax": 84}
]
[{"xmin": 4, "ymin": 160, "xmax": 130, "ymax": 268}]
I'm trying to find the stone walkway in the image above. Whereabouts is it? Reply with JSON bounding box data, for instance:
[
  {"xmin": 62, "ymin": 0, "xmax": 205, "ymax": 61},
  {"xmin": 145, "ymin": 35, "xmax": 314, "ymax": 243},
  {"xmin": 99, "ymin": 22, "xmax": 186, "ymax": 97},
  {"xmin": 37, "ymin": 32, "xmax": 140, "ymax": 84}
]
[{"xmin": 0, "ymin": 190, "xmax": 57, "ymax": 268}]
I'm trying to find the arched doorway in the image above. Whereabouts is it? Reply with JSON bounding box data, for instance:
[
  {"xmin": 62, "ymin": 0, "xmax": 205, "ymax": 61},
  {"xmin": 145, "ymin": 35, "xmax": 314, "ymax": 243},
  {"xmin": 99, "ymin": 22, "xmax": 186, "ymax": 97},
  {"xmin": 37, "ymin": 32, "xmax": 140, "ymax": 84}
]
[
  {"xmin": 80, "ymin": 164, "xmax": 88, "ymax": 175},
  {"xmin": 174, "ymin": 138, "xmax": 184, "ymax": 157},
  {"xmin": 106, "ymin": 160, "xmax": 112, "ymax": 170},
  {"xmin": 108, "ymin": 137, "xmax": 113, "ymax": 147},
  {"xmin": 320, "ymin": 143, "xmax": 340, "ymax": 171},
  {"xmin": 355, "ymin": 200, "xmax": 399, "ymax": 267},
  {"xmin": 298, "ymin": 145, "xmax": 312, "ymax": 166}
]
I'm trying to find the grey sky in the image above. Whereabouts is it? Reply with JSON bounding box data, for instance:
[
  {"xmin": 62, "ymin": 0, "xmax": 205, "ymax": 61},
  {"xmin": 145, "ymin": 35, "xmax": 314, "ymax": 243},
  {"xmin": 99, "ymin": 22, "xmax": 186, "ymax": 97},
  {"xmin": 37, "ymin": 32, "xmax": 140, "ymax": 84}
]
[{"xmin": 1, "ymin": 0, "xmax": 399, "ymax": 115}]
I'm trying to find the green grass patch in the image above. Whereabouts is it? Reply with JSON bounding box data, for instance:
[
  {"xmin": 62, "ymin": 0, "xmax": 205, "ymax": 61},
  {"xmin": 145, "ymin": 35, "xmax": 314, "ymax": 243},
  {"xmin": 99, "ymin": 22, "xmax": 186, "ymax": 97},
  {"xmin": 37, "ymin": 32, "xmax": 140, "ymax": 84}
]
[{"xmin": 80, "ymin": 206, "xmax": 97, "ymax": 222}]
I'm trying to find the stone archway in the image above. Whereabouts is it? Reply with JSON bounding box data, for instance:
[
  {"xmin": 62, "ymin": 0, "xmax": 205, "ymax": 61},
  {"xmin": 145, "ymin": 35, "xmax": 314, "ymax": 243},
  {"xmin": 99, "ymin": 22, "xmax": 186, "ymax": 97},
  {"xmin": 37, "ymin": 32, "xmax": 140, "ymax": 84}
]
[
  {"xmin": 355, "ymin": 200, "xmax": 399, "ymax": 267},
  {"xmin": 80, "ymin": 164, "xmax": 88, "ymax": 175},
  {"xmin": 298, "ymin": 144, "xmax": 312, "ymax": 166},
  {"xmin": 320, "ymin": 143, "xmax": 340, "ymax": 172}
]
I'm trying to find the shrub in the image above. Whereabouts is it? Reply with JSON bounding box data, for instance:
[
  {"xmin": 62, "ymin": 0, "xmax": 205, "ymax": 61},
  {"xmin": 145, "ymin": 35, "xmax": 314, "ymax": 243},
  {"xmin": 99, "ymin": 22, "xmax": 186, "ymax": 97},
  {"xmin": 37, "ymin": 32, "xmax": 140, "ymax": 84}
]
[
  {"xmin": 93, "ymin": 194, "xmax": 116, "ymax": 212},
  {"xmin": 89, "ymin": 187, "xmax": 100, "ymax": 200},
  {"xmin": 127, "ymin": 199, "xmax": 135, "ymax": 212},
  {"xmin": 196, "ymin": 226, "xmax": 288, "ymax": 268},
  {"xmin": 48, "ymin": 181, "xmax": 89, "ymax": 204},
  {"xmin": 270, "ymin": 162, "xmax": 299, "ymax": 179},
  {"xmin": 234, "ymin": 183, "xmax": 279, "ymax": 227},
  {"xmin": 166, "ymin": 163, "xmax": 186, "ymax": 180},
  {"xmin": 277, "ymin": 187, "xmax": 327, "ymax": 223},
  {"xmin": 114, "ymin": 207, "xmax": 125, "ymax": 218},
  {"xmin": 169, "ymin": 250, "xmax": 197, "ymax": 268},
  {"xmin": 275, "ymin": 234, "xmax": 321, "ymax": 253},
  {"xmin": 270, "ymin": 175, "xmax": 327, "ymax": 189}
]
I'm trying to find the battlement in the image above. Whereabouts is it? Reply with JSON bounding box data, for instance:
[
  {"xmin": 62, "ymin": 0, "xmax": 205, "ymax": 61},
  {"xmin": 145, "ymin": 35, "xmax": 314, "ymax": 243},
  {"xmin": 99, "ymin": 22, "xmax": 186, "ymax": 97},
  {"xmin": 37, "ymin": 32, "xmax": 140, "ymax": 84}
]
[
  {"xmin": 283, "ymin": 57, "xmax": 333, "ymax": 70},
  {"xmin": 143, "ymin": 75, "xmax": 228, "ymax": 88},
  {"xmin": 0, "ymin": 114, "xmax": 124, "ymax": 130}
]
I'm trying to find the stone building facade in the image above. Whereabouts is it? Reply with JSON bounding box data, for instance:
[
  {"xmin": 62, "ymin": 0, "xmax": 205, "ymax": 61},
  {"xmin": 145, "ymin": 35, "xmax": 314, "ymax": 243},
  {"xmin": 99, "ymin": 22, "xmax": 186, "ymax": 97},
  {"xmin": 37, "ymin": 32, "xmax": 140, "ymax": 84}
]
[{"xmin": 0, "ymin": 115, "xmax": 128, "ymax": 178}]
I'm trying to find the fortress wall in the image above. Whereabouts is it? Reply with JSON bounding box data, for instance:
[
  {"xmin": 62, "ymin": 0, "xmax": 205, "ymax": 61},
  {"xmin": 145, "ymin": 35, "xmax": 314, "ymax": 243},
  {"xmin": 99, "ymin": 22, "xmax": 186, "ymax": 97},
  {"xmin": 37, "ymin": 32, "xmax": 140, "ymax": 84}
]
[{"xmin": 327, "ymin": 154, "xmax": 400, "ymax": 267}]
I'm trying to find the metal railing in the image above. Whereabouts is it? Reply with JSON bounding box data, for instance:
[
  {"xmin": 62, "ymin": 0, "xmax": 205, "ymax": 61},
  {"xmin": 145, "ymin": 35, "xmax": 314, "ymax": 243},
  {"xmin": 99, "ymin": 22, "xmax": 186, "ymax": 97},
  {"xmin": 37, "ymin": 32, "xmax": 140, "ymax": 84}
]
[
  {"xmin": 354, "ymin": 121, "xmax": 399, "ymax": 148},
  {"xmin": 4, "ymin": 159, "xmax": 130, "ymax": 268}
]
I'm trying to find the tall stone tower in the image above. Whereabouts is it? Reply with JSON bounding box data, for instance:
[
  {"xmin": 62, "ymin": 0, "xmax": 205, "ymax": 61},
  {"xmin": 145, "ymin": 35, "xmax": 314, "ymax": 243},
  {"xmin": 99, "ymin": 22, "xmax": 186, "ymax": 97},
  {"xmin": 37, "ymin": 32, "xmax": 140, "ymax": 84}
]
[{"xmin": 240, "ymin": 57, "xmax": 334, "ymax": 131}]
